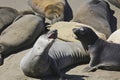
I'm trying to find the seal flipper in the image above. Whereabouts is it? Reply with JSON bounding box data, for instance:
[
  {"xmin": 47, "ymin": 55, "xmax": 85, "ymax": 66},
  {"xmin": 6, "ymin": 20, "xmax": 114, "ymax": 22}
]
[
  {"xmin": 51, "ymin": 59, "xmax": 67, "ymax": 79},
  {"xmin": 83, "ymin": 64, "xmax": 111, "ymax": 72},
  {"xmin": 83, "ymin": 66, "xmax": 98, "ymax": 72}
]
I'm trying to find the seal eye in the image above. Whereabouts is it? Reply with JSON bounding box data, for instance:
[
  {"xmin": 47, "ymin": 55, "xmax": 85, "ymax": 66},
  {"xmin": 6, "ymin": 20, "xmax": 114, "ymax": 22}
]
[{"xmin": 80, "ymin": 27, "xmax": 85, "ymax": 31}]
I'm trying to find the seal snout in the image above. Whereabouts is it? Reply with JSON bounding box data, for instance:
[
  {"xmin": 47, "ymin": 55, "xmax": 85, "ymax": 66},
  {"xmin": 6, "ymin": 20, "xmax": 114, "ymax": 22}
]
[{"xmin": 72, "ymin": 28, "xmax": 80, "ymax": 34}]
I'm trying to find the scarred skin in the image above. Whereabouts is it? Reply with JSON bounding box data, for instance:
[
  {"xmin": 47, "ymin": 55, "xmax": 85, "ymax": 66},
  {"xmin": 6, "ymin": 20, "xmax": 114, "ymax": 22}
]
[
  {"xmin": 20, "ymin": 29, "xmax": 90, "ymax": 79},
  {"xmin": 0, "ymin": 14, "xmax": 45, "ymax": 66}
]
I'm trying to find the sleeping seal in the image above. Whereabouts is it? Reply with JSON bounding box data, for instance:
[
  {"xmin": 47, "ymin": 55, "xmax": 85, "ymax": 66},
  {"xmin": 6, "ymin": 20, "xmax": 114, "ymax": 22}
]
[
  {"xmin": 20, "ymin": 29, "xmax": 89, "ymax": 79},
  {"xmin": 72, "ymin": 0, "xmax": 112, "ymax": 37},
  {"xmin": 28, "ymin": 0, "xmax": 65, "ymax": 24},
  {"xmin": 72, "ymin": 27, "xmax": 120, "ymax": 72},
  {"xmin": 0, "ymin": 14, "xmax": 45, "ymax": 65},
  {"xmin": 49, "ymin": 21, "xmax": 107, "ymax": 42},
  {"xmin": 0, "ymin": 7, "xmax": 19, "ymax": 33}
]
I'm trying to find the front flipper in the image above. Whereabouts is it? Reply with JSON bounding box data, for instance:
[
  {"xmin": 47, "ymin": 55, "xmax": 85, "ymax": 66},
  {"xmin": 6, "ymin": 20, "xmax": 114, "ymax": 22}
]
[
  {"xmin": 50, "ymin": 59, "xmax": 67, "ymax": 79},
  {"xmin": 83, "ymin": 66, "xmax": 97, "ymax": 72},
  {"xmin": 83, "ymin": 64, "xmax": 104, "ymax": 72}
]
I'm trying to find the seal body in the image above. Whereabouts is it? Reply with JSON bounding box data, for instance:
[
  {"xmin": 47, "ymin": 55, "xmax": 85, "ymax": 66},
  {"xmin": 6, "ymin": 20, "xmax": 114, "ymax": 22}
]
[
  {"xmin": 28, "ymin": 0, "xmax": 65, "ymax": 23},
  {"xmin": 0, "ymin": 7, "xmax": 19, "ymax": 33},
  {"xmin": 86, "ymin": 39, "xmax": 120, "ymax": 72},
  {"xmin": 107, "ymin": 29, "xmax": 120, "ymax": 44},
  {"xmin": 72, "ymin": 0, "xmax": 112, "ymax": 37},
  {"xmin": 72, "ymin": 27, "xmax": 120, "ymax": 72},
  {"xmin": 20, "ymin": 30, "xmax": 89, "ymax": 78},
  {"xmin": 0, "ymin": 14, "xmax": 45, "ymax": 65}
]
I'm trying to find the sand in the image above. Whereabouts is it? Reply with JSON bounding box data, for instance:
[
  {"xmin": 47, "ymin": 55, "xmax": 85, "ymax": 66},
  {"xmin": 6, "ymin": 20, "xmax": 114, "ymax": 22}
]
[{"xmin": 0, "ymin": 0, "xmax": 120, "ymax": 80}]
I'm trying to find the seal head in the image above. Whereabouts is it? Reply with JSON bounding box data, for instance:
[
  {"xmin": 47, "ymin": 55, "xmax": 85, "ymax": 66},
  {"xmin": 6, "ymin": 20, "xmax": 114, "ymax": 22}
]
[{"xmin": 72, "ymin": 26, "xmax": 99, "ymax": 45}]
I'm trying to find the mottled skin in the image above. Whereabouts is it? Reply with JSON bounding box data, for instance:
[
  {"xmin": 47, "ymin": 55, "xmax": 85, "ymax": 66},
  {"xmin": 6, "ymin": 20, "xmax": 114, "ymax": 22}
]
[
  {"xmin": 73, "ymin": 0, "xmax": 112, "ymax": 37},
  {"xmin": 72, "ymin": 27, "xmax": 120, "ymax": 72},
  {"xmin": 0, "ymin": 7, "xmax": 19, "ymax": 33},
  {"xmin": 0, "ymin": 14, "xmax": 45, "ymax": 65},
  {"xmin": 28, "ymin": 0, "xmax": 65, "ymax": 24},
  {"xmin": 20, "ymin": 30, "xmax": 89, "ymax": 79},
  {"xmin": 108, "ymin": 0, "xmax": 120, "ymax": 8}
]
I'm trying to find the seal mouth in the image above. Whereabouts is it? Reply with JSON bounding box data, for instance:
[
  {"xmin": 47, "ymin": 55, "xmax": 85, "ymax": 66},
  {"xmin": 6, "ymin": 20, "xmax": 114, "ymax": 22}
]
[
  {"xmin": 72, "ymin": 27, "xmax": 87, "ymax": 40},
  {"xmin": 72, "ymin": 28, "xmax": 81, "ymax": 39},
  {"xmin": 47, "ymin": 29, "xmax": 58, "ymax": 39}
]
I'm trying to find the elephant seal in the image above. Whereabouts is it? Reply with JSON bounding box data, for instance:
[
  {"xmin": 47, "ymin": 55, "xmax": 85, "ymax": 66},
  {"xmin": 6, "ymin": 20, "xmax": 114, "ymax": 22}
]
[
  {"xmin": 107, "ymin": 29, "xmax": 120, "ymax": 44},
  {"xmin": 72, "ymin": 27, "xmax": 120, "ymax": 72},
  {"xmin": 28, "ymin": 0, "xmax": 65, "ymax": 24},
  {"xmin": 0, "ymin": 14, "xmax": 45, "ymax": 65},
  {"xmin": 0, "ymin": 7, "xmax": 19, "ymax": 33},
  {"xmin": 107, "ymin": 0, "xmax": 120, "ymax": 8},
  {"xmin": 49, "ymin": 21, "xmax": 106, "ymax": 42},
  {"xmin": 72, "ymin": 0, "xmax": 112, "ymax": 38},
  {"xmin": 20, "ymin": 29, "xmax": 89, "ymax": 79}
]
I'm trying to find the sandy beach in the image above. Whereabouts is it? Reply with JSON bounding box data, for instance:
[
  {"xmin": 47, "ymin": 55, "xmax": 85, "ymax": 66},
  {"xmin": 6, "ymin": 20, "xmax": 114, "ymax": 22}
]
[{"xmin": 0, "ymin": 0, "xmax": 120, "ymax": 80}]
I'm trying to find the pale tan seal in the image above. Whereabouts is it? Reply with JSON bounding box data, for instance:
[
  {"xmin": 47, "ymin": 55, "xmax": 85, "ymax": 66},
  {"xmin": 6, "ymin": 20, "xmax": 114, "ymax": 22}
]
[
  {"xmin": 49, "ymin": 21, "xmax": 107, "ymax": 42},
  {"xmin": 28, "ymin": 0, "xmax": 65, "ymax": 24}
]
